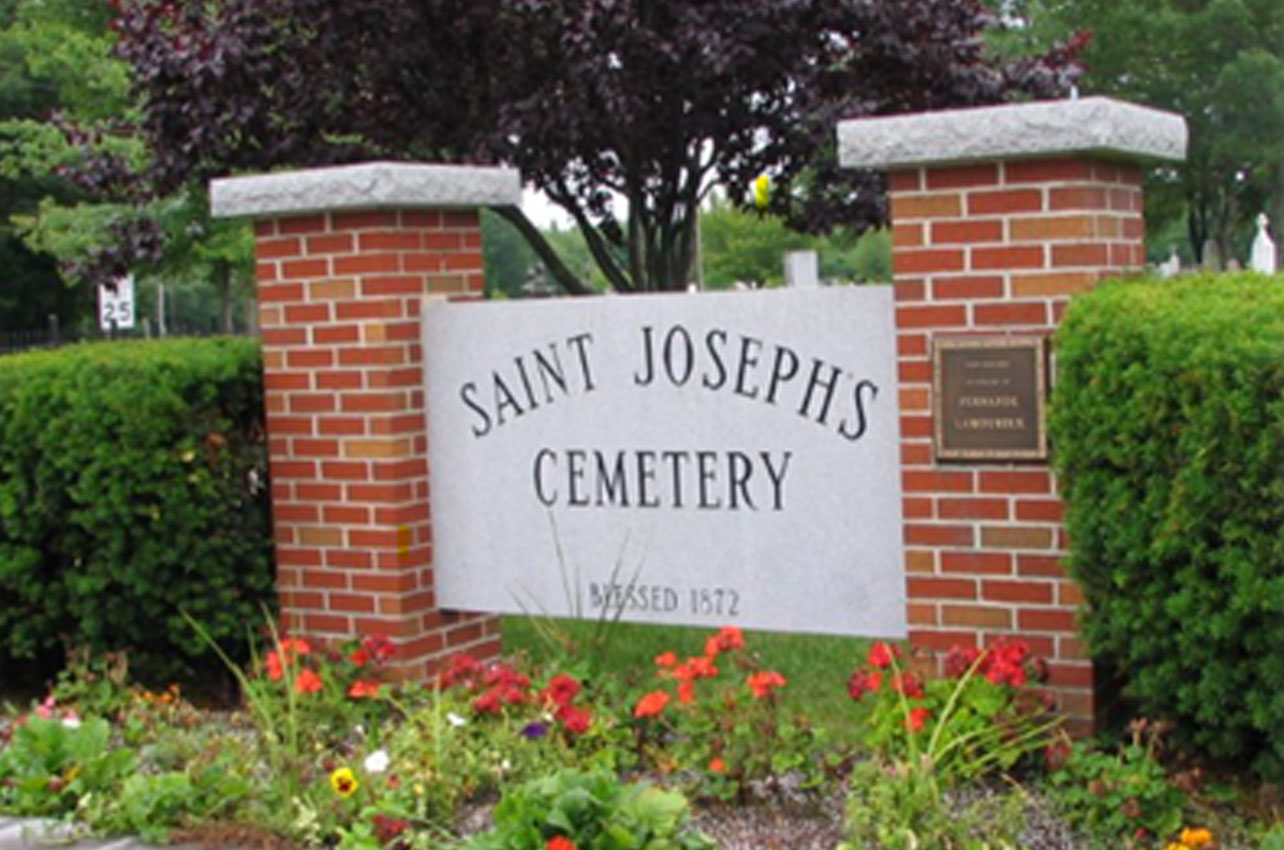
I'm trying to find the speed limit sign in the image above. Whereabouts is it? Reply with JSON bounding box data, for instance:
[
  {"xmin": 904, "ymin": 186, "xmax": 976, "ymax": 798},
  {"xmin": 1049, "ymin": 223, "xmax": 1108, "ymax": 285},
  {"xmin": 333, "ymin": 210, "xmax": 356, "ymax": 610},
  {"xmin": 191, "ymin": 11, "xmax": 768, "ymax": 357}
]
[{"xmin": 98, "ymin": 275, "xmax": 136, "ymax": 331}]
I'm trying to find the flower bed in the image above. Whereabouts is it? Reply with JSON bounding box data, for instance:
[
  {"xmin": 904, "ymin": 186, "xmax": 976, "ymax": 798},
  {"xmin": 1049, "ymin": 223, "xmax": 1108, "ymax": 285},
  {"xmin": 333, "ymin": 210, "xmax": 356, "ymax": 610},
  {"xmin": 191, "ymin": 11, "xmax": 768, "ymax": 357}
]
[{"xmin": 0, "ymin": 627, "xmax": 1278, "ymax": 850}]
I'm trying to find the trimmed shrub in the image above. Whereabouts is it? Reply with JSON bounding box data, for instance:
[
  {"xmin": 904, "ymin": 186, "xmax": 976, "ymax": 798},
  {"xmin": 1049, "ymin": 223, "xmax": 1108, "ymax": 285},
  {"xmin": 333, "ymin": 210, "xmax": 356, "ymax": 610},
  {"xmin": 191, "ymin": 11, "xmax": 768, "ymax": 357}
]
[
  {"xmin": 0, "ymin": 338, "xmax": 273, "ymax": 682},
  {"xmin": 1051, "ymin": 273, "xmax": 1284, "ymax": 775}
]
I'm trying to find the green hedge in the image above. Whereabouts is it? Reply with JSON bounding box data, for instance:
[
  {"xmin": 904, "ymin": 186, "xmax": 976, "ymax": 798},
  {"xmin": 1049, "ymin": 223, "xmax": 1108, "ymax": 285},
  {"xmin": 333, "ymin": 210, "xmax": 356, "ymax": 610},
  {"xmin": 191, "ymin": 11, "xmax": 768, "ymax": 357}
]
[
  {"xmin": 0, "ymin": 338, "xmax": 273, "ymax": 683},
  {"xmin": 1051, "ymin": 273, "xmax": 1284, "ymax": 775}
]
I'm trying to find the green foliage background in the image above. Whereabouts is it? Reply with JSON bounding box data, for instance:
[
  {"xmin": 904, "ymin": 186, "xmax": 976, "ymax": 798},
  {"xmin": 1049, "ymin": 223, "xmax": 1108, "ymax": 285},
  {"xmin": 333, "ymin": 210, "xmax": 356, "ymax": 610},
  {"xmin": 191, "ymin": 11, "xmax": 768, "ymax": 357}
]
[
  {"xmin": 0, "ymin": 338, "xmax": 274, "ymax": 683},
  {"xmin": 1050, "ymin": 273, "xmax": 1284, "ymax": 775}
]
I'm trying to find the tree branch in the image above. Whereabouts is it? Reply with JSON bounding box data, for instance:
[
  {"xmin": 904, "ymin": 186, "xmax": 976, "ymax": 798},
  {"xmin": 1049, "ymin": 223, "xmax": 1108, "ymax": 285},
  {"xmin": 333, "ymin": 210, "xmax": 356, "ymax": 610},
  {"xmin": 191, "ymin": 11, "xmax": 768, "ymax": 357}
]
[
  {"xmin": 490, "ymin": 205, "xmax": 596, "ymax": 296},
  {"xmin": 547, "ymin": 182, "xmax": 635, "ymax": 293}
]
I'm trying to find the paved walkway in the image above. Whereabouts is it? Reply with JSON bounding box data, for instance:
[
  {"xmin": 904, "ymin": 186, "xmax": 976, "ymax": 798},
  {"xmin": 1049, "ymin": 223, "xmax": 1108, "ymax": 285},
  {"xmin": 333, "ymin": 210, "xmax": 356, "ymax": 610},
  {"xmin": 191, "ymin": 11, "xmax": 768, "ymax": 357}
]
[{"xmin": 0, "ymin": 817, "xmax": 152, "ymax": 850}]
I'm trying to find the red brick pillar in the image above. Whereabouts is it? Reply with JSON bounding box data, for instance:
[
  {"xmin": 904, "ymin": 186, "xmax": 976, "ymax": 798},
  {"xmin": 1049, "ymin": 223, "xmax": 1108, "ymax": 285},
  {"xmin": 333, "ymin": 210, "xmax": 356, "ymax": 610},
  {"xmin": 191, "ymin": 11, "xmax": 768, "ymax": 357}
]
[
  {"xmin": 838, "ymin": 98, "xmax": 1187, "ymax": 733},
  {"xmin": 210, "ymin": 162, "xmax": 522, "ymax": 678}
]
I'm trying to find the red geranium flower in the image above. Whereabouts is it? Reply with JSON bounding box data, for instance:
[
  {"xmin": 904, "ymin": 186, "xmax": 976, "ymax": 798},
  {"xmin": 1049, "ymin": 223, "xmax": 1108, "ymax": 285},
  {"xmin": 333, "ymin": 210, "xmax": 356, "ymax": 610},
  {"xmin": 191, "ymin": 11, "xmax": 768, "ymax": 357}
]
[
  {"xmin": 891, "ymin": 672, "xmax": 923, "ymax": 699},
  {"xmin": 654, "ymin": 651, "xmax": 677, "ymax": 668},
  {"xmin": 473, "ymin": 688, "xmax": 502, "ymax": 715},
  {"xmin": 944, "ymin": 645, "xmax": 981, "ymax": 678},
  {"xmin": 709, "ymin": 757, "xmax": 726, "ymax": 774},
  {"xmin": 541, "ymin": 674, "xmax": 581, "ymax": 708},
  {"xmin": 705, "ymin": 626, "xmax": 744, "ymax": 658},
  {"xmin": 546, "ymin": 837, "xmax": 577, "ymax": 850},
  {"xmin": 634, "ymin": 690, "xmax": 670, "ymax": 718},
  {"xmin": 348, "ymin": 679, "xmax": 381, "ymax": 699},
  {"xmin": 747, "ymin": 670, "xmax": 786, "ymax": 699},
  {"xmin": 867, "ymin": 641, "xmax": 897, "ymax": 669},
  {"xmin": 441, "ymin": 653, "xmax": 484, "ymax": 689},
  {"xmin": 847, "ymin": 669, "xmax": 871, "ymax": 701},
  {"xmin": 294, "ymin": 668, "xmax": 323, "ymax": 694},
  {"xmin": 371, "ymin": 815, "xmax": 408, "ymax": 844},
  {"xmin": 905, "ymin": 707, "xmax": 931, "ymax": 733},
  {"xmin": 265, "ymin": 651, "xmax": 285, "ymax": 682},
  {"xmin": 557, "ymin": 705, "xmax": 592, "ymax": 735},
  {"xmin": 687, "ymin": 656, "xmax": 718, "ymax": 679},
  {"xmin": 362, "ymin": 634, "xmax": 396, "ymax": 664},
  {"xmin": 676, "ymin": 680, "xmax": 696, "ymax": 704}
]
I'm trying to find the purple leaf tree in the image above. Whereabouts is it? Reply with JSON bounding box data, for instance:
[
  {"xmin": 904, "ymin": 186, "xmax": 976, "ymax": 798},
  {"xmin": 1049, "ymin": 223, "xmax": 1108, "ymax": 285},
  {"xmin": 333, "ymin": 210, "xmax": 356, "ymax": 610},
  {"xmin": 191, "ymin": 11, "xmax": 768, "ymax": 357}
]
[{"xmin": 103, "ymin": 0, "xmax": 1082, "ymax": 293}]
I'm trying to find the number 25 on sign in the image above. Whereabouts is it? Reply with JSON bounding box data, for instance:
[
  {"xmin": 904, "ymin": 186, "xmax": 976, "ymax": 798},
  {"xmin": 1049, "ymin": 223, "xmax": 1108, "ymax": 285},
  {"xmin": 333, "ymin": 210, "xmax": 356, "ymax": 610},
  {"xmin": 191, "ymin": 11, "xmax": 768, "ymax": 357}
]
[{"xmin": 98, "ymin": 274, "xmax": 136, "ymax": 331}]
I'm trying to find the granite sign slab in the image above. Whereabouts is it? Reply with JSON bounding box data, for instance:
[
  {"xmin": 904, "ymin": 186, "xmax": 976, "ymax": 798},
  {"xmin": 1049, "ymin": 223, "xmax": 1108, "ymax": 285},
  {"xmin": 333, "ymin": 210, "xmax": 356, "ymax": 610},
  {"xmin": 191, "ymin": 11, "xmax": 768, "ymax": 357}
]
[
  {"xmin": 422, "ymin": 288, "xmax": 905, "ymax": 637},
  {"xmin": 932, "ymin": 335, "xmax": 1049, "ymax": 461}
]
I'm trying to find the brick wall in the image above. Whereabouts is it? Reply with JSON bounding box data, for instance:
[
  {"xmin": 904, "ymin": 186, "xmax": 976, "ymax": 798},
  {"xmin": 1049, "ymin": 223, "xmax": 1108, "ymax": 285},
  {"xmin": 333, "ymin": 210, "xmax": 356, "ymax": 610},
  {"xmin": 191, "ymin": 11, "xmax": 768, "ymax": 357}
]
[
  {"xmin": 891, "ymin": 157, "xmax": 1145, "ymax": 733},
  {"xmin": 253, "ymin": 208, "xmax": 499, "ymax": 678}
]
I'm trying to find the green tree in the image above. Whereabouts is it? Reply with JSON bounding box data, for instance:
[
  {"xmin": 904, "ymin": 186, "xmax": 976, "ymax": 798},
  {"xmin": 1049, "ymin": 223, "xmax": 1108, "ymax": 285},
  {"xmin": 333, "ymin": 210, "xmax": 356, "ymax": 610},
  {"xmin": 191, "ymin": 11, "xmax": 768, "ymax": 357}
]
[
  {"xmin": 481, "ymin": 209, "xmax": 537, "ymax": 298},
  {"xmin": 700, "ymin": 203, "xmax": 814, "ymax": 289},
  {"xmin": 1003, "ymin": 0, "xmax": 1284, "ymax": 268},
  {"xmin": 0, "ymin": 0, "xmax": 254, "ymax": 335},
  {"xmin": 0, "ymin": 0, "xmax": 118, "ymax": 332},
  {"xmin": 700, "ymin": 201, "xmax": 892, "ymax": 289}
]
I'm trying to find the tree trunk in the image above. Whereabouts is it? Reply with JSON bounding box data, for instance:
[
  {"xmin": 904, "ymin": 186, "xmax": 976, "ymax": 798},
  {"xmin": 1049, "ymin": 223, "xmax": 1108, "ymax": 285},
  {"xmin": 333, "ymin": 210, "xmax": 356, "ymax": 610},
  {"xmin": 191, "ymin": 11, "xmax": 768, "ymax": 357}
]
[{"xmin": 217, "ymin": 261, "xmax": 234, "ymax": 334}]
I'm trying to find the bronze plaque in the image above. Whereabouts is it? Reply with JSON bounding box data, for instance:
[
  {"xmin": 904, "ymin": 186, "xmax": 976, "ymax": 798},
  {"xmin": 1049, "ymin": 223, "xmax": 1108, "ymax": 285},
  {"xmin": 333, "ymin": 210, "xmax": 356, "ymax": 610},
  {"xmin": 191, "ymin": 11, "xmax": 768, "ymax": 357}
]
[{"xmin": 933, "ymin": 336, "xmax": 1048, "ymax": 462}]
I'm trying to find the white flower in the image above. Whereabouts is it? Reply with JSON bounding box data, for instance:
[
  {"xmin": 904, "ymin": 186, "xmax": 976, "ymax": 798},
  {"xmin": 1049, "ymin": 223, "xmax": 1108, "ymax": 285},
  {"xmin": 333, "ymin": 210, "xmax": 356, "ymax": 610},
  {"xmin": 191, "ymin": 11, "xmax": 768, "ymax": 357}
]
[
  {"xmin": 61, "ymin": 713, "xmax": 81, "ymax": 729},
  {"xmin": 446, "ymin": 712, "xmax": 467, "ymax": 728},
  {"xmin": 363, "ymin": 749, "xmax": 389, "ymax": 774}
]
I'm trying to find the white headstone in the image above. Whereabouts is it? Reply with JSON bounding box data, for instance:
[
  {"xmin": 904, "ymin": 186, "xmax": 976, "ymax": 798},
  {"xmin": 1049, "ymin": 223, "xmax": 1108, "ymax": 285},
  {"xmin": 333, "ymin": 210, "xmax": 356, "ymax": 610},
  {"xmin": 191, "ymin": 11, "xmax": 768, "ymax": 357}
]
[
  {"xmin": 784, "ymin": 251, "xmax": 820, "ymax": 288},
  {"xmin": 422, "ymin": 288, "xmax": 906, "ymax": 638},
  {"xmin": 1201, "ymin": 238, "xmax": 1222, "ymax": 271},
  {"xmin": 1250, "ymin": 212, "xmax": 1277, "ymax": 273},
  {"xmin": 1157, "ymin": 247, "xmax": 1180, "ymax": 279}
]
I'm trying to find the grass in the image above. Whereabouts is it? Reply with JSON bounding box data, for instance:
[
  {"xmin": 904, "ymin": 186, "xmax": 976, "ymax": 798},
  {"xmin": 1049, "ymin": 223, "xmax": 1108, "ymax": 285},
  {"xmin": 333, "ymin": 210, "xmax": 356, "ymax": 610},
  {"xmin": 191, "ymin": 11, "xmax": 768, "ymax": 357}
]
[{"xmin": 501, "ymin": 615, "xmax": 873, "ymax": 743}]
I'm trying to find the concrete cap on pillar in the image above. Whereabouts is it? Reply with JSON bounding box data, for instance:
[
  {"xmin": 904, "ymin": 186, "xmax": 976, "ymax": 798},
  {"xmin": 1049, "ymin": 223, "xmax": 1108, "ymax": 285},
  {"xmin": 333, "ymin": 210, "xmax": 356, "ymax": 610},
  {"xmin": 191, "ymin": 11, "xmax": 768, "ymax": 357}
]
[
  {"xmin": 837, "ymin": 96, "xmax": 1187, "ymax": 170},
  {"xmin": 210, "ymin": 161, "xmax": 522, "ymax": 219}
]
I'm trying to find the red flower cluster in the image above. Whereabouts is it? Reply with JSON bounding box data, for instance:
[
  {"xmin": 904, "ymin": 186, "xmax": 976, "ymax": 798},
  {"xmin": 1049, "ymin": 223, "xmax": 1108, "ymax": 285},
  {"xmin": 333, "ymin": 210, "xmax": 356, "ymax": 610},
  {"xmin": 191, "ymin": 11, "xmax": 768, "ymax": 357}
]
[
  {"xmin": 541, "ymin": 673, "xmax": 580, "ymax": 708},
  {"xmin": 260, "ymin": 634, "xmax": 400, "ymax": 699},
  {"xmin": 263, "ymin": 638, "xmax": 327, "ymax": 694},
  {"xmin": 845, "ymin": 668, "xmax": 923, "ymax": 701},
  {"xmin": 644, "ymin": 625, "xmax": 746, "ymax": 708},
  {"xmin": 746, "ymin": 670, "xmax": 786, "ymax": 699},
  {"xmin": 847, "ymin": 639, "xmax": 1050, "ymax": 738},
  {"xmin": 846, "ymin": 642, "xmax": 932, "ymax": 732},
  {"xmin": 370, "ymin": 814, "xmax": 408, "ymax": 846},
  {"xmin": 944, "ymin": 638, "xmax": 1036, "ymax": 688},
  {"xmin": 541, "ymin": 673, "xmax": 591, "ymax": 734},
  {"xmin": 471, "ymin": 664, "xmax": 532, "ymax": 715},
  {"xmin": 349, "ymin": 634, "xmax": 396, "ymax": 668},
  {"xmin": 324, "ymin": 634, "xmax": 396, "ymax": 699},
  {"xmin": 846, "ymin": 669, "xmax": 882, "ymax": 701},
  {"xmin": 265, "ymin": 637, "xmax": 312, "ymax": 682},
  {"xmin": 705, "ymin": 625, "xmax": 745, "ymax": 657},
  {"xmin": 440, "ymin": 655, "xmax": 592, "ymax": 736},
  {"xmin": 441, "ymin": 653, "xmax": 485, "ymax": 689}
]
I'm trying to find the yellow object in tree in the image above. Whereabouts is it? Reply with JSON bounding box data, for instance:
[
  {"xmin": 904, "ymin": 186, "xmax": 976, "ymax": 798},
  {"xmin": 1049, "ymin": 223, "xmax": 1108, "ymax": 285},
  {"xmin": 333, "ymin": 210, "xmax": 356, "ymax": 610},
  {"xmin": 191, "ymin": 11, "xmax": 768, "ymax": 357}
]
[{"xmin": 753, "ymin": 174, "xmax": 770, "ymax": 209}]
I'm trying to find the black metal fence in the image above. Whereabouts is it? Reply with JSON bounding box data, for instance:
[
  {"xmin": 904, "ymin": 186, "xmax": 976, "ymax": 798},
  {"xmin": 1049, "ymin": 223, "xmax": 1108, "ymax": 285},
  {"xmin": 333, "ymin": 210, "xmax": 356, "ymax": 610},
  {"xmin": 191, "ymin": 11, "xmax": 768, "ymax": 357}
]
[{"xmin": 0, "ymin": 317, "xmax": 69, "ymax": 355}]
